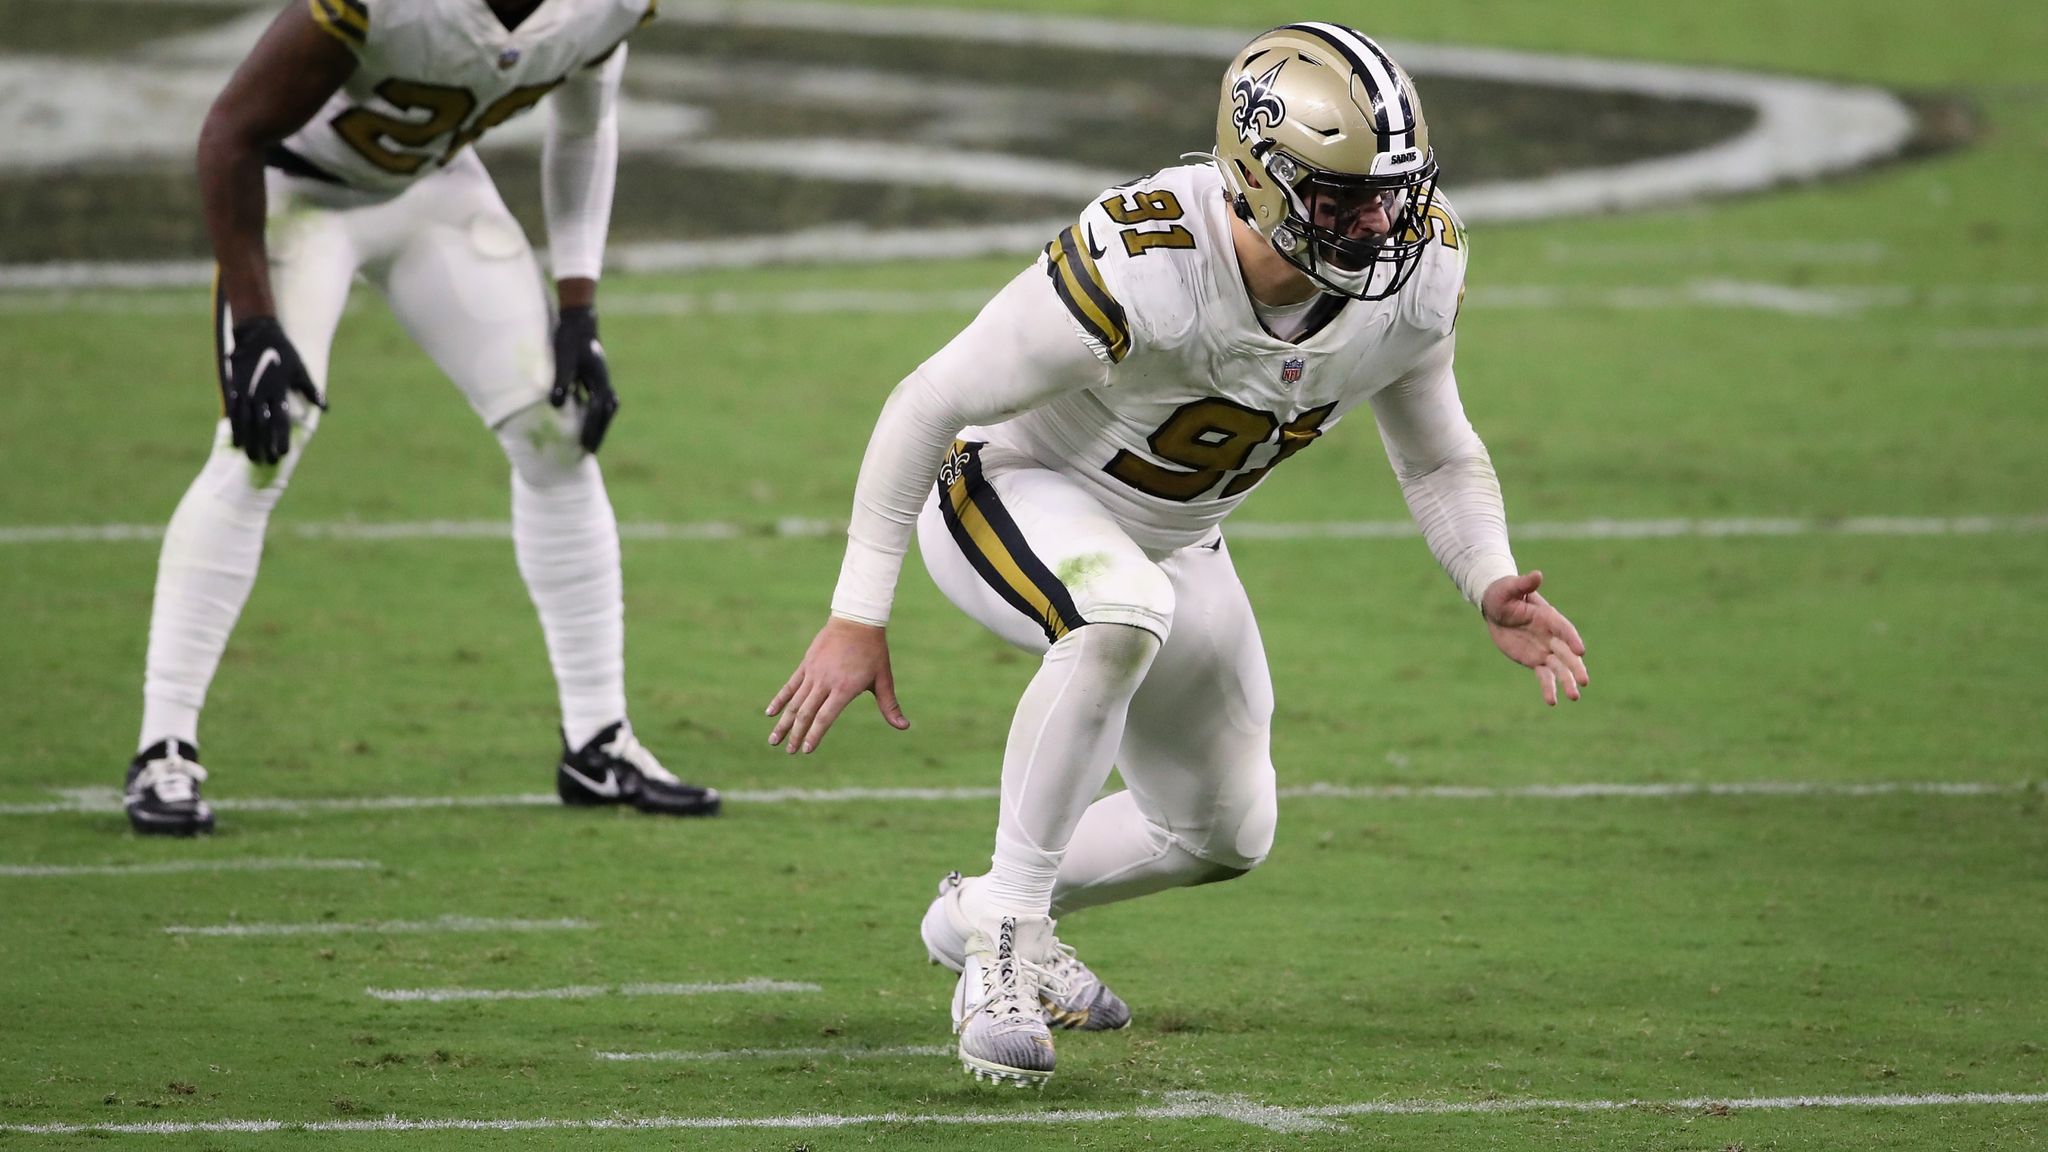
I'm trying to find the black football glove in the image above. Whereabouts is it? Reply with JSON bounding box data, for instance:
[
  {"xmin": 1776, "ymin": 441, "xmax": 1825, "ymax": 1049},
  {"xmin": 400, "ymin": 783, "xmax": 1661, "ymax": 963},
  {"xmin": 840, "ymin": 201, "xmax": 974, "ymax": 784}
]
[
  {"xmin": 549, "ymin": 305, "xmax": 618, "ymax": 454},
  {"xmin": 222, "ymin": 315, "xmax": 324, "ymax": 467}
]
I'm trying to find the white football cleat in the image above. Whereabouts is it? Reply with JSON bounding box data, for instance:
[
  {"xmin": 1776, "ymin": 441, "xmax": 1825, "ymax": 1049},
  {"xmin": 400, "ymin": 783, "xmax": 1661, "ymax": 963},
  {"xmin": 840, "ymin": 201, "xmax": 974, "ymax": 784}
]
[
  {"xmin": 923, "ymin": 871, "xmax": 1131, "ymax": 1031},
  {"xmin": 953, "ymin": 914, "xmax": 1060, "ymax": 1086}
]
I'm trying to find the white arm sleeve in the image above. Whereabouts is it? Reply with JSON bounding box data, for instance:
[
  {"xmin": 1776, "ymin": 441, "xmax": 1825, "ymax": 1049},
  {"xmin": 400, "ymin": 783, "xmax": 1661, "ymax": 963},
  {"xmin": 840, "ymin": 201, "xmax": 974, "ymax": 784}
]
[
  {"xmin": 829, "ymin": 265, "xmax": 1111, "ymax": 625},
  {"xmin": 542, "ymin": 47, "xmax": 624, "ymax": 283},
  {"xmin": 1369, "ymin": 333, "xmax": 1520, "ymax": 606}
]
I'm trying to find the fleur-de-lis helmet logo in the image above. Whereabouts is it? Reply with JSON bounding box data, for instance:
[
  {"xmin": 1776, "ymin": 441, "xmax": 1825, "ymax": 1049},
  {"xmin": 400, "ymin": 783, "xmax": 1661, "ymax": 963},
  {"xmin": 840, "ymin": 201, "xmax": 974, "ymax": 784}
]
[{"xmin": 1230, "ymin": 60, "xmax": 1288, "ymax": 142}]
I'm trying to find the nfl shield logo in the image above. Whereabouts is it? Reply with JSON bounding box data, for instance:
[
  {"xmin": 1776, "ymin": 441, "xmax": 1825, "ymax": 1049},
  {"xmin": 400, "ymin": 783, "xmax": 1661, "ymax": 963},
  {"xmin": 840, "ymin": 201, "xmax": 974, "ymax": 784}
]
[
  {"xmin": 1280, "ymin": 357, "xmax": 1305, "ymax": 384},
  {"xmin": 497, "ymin": 47, "xmax": 521, "ymax": 69}
]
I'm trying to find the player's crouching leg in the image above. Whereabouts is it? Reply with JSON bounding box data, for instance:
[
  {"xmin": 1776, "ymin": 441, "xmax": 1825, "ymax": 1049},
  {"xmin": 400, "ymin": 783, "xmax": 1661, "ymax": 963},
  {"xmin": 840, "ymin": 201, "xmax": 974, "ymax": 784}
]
[
  {"xmin": 131, "ymin": 409, "xmax": 326, "ymax": 836},
  {"xmin": 493, "ymin": 404, "xmax": 719, "ymax": 817}
]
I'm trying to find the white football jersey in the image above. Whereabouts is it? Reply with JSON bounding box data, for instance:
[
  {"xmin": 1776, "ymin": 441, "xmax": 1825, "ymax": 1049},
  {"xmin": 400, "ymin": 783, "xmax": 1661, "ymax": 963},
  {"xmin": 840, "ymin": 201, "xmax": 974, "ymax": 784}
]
[
  {"xmin": 287, "ymin": 0, "xmax": 653, "ymax": 196},
  {"xmin": 966, "ymin": 162, "xmax": 1468, "ymax": 553}
]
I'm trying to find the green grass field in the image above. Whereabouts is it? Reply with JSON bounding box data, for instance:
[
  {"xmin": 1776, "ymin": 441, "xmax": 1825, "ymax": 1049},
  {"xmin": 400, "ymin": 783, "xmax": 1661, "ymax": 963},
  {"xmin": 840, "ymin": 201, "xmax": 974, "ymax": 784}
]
[{"xmin": 3, "ymin": 0, "xmax": 2046, "ymax": 1147}]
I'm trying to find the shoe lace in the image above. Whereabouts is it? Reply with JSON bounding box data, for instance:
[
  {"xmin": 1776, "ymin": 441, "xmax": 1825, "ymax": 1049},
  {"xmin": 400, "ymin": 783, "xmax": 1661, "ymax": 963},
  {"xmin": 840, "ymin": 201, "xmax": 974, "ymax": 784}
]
[
  {"xmin": 1044, "ymin": 940, "xmax": 1089, "ymax": 985},
  {"xmin": 973, "ymin": 959, "xmax": 1061, "ymax": 1034},
  {"xmin": 603, "ymin": 726, "xmax": 680, "ymax": 785},
  {"xmin": 133, "ymin": 757, "xmax": 207, "ymax": 803},
  {"xmin": 968, "ymin": 949, "xmax": 1068, "ymax": 1033}
]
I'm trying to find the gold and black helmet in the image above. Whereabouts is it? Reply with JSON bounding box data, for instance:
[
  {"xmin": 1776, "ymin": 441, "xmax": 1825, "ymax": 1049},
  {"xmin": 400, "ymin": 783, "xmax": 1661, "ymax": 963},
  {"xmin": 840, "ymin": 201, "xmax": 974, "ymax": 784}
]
[{"xmin": 1214, "ymin": 23, "xmax": 1440, "ymax": 300}]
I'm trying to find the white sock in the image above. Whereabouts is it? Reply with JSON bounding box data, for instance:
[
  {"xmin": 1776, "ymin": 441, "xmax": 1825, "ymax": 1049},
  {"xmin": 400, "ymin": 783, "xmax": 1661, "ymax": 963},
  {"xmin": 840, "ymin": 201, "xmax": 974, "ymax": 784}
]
[
  {"xmin": 499, "ymin": 406, "xmax": 626, "ymax": 751},
  {"xmin": 965, "ymin": 623, "xmax": 1161, "ymax": 924},
  {"xmin": 139, "ymin": 420, "xmax": 309, "ymax": 753}
]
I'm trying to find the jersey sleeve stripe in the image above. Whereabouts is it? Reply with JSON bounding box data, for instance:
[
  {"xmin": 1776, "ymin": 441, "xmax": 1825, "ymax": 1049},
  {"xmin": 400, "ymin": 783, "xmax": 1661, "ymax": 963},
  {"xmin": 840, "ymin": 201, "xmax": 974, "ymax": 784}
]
[
  {"xmin": 1043, "ymin": 225, "xmax": 1131, "ymax": 363},
  {"xmin": 308, "ymin": 0, "xmax": 367, "ymax": 47},
  {"xmin": 937, "ymin": 440, "xmax": 1087, "ymax": 644}
]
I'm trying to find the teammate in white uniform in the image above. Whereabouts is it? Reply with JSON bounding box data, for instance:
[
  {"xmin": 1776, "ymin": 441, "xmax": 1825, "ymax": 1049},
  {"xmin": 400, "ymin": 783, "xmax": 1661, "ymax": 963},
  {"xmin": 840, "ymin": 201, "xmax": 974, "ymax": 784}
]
[
  {"xmin": 768, "ymin": 24, "xmax": 1590, "ymax": 1084},
  {"xmin": 123, "ymin": 0, "xmax": 720, "ymax": 834}
]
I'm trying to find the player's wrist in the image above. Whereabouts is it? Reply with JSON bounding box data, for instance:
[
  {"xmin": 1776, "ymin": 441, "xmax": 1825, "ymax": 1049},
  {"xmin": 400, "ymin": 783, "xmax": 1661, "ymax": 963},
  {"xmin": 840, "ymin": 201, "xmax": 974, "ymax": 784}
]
[
  {"xmin": 230, "ymin": 315, "xmax": 289, "ymax": 347},
  {"xmin": 556, "ymin": 277, "xmax": 598, "ymax": 312},
  {"xmin": 831, "ymin": 535, "xmax": 907, "ymax": 629},
  {"xmin": 1469, "ymin": 557, "xmax": 1521, "ymax": 610}
]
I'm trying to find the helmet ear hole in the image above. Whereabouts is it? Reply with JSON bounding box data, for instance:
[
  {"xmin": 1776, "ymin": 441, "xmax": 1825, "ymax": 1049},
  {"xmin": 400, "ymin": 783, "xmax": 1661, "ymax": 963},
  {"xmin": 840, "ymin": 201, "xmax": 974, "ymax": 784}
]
[{"xmin": 1233, "ymin": 159, "xmax": 1263, "ymax": 190}]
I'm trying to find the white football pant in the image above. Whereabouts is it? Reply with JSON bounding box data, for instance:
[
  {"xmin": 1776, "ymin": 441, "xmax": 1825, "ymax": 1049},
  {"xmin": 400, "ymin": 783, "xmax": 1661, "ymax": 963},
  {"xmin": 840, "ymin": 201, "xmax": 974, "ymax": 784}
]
[
  {"xmin": 917, "ymin": 440, "xmax": 1279, "ymax": 923},
  {"xmin": 139, "ymin": 155, "xmax": 627, "ymax": 755}
]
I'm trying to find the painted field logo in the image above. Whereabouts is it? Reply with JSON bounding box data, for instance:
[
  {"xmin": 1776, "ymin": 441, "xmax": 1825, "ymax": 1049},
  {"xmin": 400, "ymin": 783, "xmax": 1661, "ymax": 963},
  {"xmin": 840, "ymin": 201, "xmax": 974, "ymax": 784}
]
[{"xmin": 0, "ymin": 0, "xmax": 1919, "ymax": 268}]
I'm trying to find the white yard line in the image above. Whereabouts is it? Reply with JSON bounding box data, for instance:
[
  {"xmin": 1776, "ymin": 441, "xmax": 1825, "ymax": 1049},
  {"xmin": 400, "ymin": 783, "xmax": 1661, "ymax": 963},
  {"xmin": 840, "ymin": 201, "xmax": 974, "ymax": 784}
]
[
  {"xmin": 1283, "ymin": 781, "xmax": 2028, "ymax": 799},
  {"xmin": 23, "ymin": 0, "xmax": 261, "ymax": 6},
  {"xmin": 601, "ymin": 287, "xmax": 1003, "ymax": 314},
  {"xmin": 0, "ymin": 261, "xmax": 216, "ymax": 291},
  {"xmin": 1543, "ymin": 240, "xmax": 1891, "ymax": 266},
  {"xmin": 1934, "ymin": 327, "xmax": 2048, "ymax": 348},
  {"xmin": 5, "ymin": 1088, "xmax": 2045, "ymax": 1136},
  {"xmin": 3, "ymin": 513, "xmax": 2045, "ymax": 549},
  {"xmin": 366, "ymin": 979, "xmax": 820, "ymax": 1003},
  {"xmin": 597, "ymin": 1044, "xmax": 952, "ymax": 1063},
  {"xmin": 0, "ymin": 857, "xmax": 375, "ymax": 877},
  {"xmin": 607, "ymin": 220, "xmax": 1075, "ymax": 275},
  {"xmin": 5, "ymin": 779, "xmax": 2031, "ymax": 819},
  {"xmin": 162, "ymin": 916, "xmax": 593, "ymax": 938},
  {"xmin": 9, "ymin": 279, "xmax": 2043, "ymax": 314}
]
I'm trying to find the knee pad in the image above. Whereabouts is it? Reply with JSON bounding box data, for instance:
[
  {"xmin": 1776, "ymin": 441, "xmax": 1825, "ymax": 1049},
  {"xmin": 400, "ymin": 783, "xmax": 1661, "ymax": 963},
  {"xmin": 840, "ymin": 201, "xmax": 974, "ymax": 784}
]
[
  {"xmin": 1225, "ymin": 780, "xmax": 1278, "ymax": 870},
  {"xmin": 1179, "ymin": 765, "xmax": 1278, "ymax": 872},
  {"xmin": 1074, "ymin": 557, "xmax": 1176, "ymax": 642},
  {"xmin": 495, "ymin": 402, "xmax": 588, "ymax": 489}
]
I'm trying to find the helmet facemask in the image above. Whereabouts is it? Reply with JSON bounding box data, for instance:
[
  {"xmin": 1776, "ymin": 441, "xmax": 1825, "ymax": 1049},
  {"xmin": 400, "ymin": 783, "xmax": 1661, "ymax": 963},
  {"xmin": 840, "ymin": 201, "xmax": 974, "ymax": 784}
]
[{"xmin": 1262, "ymin": 149, "xmax": 1438, "ymax": 301}]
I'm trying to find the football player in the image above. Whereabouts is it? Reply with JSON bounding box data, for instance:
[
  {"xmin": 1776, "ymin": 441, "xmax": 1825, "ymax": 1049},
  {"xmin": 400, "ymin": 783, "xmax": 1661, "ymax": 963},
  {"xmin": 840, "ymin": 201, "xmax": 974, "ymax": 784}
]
[
  {"xmin": 767, "ymin": 24, "xmax": 1589, "ymax": 1084},
  {"xmin": 124, "ymin": 0, "xmax": 720, "ymax": 835}
]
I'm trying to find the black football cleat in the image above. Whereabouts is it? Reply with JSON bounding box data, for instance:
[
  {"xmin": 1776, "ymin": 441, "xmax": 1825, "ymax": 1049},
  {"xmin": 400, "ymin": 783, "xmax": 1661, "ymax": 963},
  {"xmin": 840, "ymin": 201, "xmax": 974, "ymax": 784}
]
[
  {"xmin": 557, "ymin": 722, "xmax": 720, "ymax": 817},
  {"xmin": 125, "ymin": 739, "xmax": 216, "ymax": 836}
]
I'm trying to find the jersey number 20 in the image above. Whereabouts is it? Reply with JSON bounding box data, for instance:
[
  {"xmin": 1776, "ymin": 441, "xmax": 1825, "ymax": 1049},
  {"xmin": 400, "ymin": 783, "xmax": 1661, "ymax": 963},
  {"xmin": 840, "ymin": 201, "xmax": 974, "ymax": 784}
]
[{"xmin": 334, "ymin": 78, "xmax": 562, "ymax": 175}]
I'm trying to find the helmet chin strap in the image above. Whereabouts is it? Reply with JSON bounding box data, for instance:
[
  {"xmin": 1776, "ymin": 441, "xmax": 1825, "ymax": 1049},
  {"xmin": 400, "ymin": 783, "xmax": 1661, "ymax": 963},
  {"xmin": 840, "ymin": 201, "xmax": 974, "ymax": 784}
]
[{"xmin": 1270, "ymin": 222, "xmax": 1374, "ymax": 300}]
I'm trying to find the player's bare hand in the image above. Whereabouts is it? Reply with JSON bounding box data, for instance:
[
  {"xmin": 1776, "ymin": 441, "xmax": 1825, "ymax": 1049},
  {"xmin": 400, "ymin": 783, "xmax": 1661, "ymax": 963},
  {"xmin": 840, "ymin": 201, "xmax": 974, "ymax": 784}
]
[
  {"xmin": 1481, "ymin": 570, "xmax": 1589, "ymax": 707},
  {"xmin": 766, "ymin": 617, "xmax": 910, "ymax": 754}
]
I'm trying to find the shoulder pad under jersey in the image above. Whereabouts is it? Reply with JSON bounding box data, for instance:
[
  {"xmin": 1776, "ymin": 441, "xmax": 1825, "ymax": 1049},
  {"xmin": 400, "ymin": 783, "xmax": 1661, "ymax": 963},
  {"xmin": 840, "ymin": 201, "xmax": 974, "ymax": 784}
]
[{"xmin": 1041, "ymin": 164, "xmax": 1219, "ymax": 364}]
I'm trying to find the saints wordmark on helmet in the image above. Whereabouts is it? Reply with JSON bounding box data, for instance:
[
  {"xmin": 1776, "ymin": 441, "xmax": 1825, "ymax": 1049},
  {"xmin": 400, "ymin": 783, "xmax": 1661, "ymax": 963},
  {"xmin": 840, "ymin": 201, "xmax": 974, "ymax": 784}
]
[{"xmin": 1231, "ymin": 61, "xmax": 1287, "ymax": 143}]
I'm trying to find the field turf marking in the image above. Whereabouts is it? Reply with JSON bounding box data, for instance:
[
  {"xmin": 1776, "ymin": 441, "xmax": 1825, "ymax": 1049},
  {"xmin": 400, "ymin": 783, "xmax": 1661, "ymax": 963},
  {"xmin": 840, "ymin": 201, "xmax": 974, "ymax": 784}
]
[
  {"xmin": 3, "ymin": 779, "xmax": 2032, "ymax": 818},
  {"xmin": 0, "ymin": 857, "xmax": 375, "ymax": 877},
  {"xmin": 162, "ymin": 916, "xmax": 593, "ymax": 937},
  {"xmin": 3, "ymin": 513, "xmax": 2044, "ymax": 548},
  {"xmin": 596, "ymin": 1044, "xmax": 952, "ymax": 1063},
  {"xmin": 1543, "ymin": 240, "xmax": 1890, "ymax": 265},
  {"xmin": 0, "ymin": 1, "xmax": 1911, "ymax": 282},
  {"xmin": 9, "ymin": 280, "xmax": 2043, "ymax": 313},
  {"xmin": 365, "ymin": 979, "xmax": 821, "ymax": 1003},
  {"xmin": 5, "ymin": 1088, "xmax": 2047, "ymax": 1136},
  {"xmin": 1934, "ymin": 327, "xmax": 2048, "ymax": 348}
]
